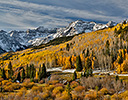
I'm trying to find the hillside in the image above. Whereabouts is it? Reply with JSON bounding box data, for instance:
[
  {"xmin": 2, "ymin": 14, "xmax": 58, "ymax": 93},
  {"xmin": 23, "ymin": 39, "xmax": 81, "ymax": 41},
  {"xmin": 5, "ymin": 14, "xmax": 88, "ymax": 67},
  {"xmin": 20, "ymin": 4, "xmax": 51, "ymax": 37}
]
[
  {"xmin": 0, "ymin": 21, "xmax": 128, "ymax": 74},
  {"xmin": 0, "ymin": 20, "xmax": 115, "ymax": 53},
  {"xmin": 1, "ymin": 21, "xmax": 128, "ymax": 100}
]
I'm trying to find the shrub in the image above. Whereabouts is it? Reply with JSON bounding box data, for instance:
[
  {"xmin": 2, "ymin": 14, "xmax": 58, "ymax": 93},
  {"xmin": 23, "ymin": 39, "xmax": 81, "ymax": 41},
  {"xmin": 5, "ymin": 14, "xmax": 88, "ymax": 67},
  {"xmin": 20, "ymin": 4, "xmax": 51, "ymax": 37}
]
[
  {"xmin": 6, "ymin": 82, "xmax": 12, "ymax": 86},
  {"xmin": 118, "ymin": 90, "xmax": 128, "ymax": 99},
  {"xmin": 80, "ymin": 77, "xmax": 101, "ymax": 89},
  {"xmin": 55, "ymin": 83, "xmax": 64, "ymax": 87},
  {"xmin": 4, "ymin": 85, "xmax": 13, "ymax": 92},
  {"xmin": 7, "ymin": 93, "xmax": 16, "ymax": 100},
  {"xmin": 39, "ymin": 80, "xmax": 45, "ymax": 84},
  {"xmin": 99, "ymin": 88, "xmax": 108, "ymax": 95},
  {"xmin": 111, "ymin": 93, "xmax": 118, "ymax": 100},
  {"xmin": 84, "ymin": 90, "xmax": 97, "ymax": 100},
  {"xmin": 0, "ymin": 78, "xmax": 4, "ymax": 82},
  {"xmin": 33, "ymin": 97, "xmax": 39, "ymax": 100},
  {"xmin": 48, "ymin": 80, "xmax": 59, "ymax": 85},
  {"xmin": 71, "ymin": 85, "xmax": 86, "ymax": 100},
  {"xmin": 74, "ymin": 86, "xmax": 85, "ymax": 92},
  {"xmin": 23, "ymin": 78, "xmax": 31, "ymax": 83},
  {"xmin": 17, "ymin": 87, "xmax": 27, "ymax": 97},
  {"xmin": 113, "ymin": 80, "xmax": 123, "ymax": 94},
  {"xmin": 52, "ymin": 86, "xmax": 64, "ymax": 95},
  {"xmin": 2, "ymin": 80, "xmax": 8, "ymax": 85},
  {"xmin": 32, "ymin": 86, "xmax": 40, "ymax": 92},
  {"xmin": 0, "ymin": 93, "xmax": 3, "ymax": 99},
  {"xmin": 58, "ymin": 91, "xmax": 71, "ymax": 100},
  {"xmin": 103, "ymin": 95, "xmax": 111, "ymax": 100},
  {"xmin": 12, "ymin": 83, "xmax": 21, "ymax": 90},
  {"xmin": 22, "ymin": 82, "xmax": 35, "ymax": 89},
  {"xmin": 70, "ymin": 81, "xmax": 79, "ymax": 89},
  {"xmin": 108, "ymin": 89, "xmax": 115, "ymax": 95},
  {"xmin": 44, "ymin": 85, "xmax": 55, "ymax": 92},
  {"xmin": 50, "ymin": 75, "xmax": 60, "ymax": 81},
  {"xmin": 39, "ymin": 92, "xmax": 49, "ymax": 99}
]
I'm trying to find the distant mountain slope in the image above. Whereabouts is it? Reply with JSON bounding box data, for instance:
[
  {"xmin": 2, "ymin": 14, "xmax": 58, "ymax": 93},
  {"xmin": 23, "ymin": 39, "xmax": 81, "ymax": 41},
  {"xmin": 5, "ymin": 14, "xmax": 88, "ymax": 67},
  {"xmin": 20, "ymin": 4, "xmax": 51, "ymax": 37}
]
[
  {"xmin": 1, "ymin": 20, "xmax": 126, "ymax": 70},
  {"xmin": 0, "ymin": 20, "xmax": 116, "ymax": 53}
]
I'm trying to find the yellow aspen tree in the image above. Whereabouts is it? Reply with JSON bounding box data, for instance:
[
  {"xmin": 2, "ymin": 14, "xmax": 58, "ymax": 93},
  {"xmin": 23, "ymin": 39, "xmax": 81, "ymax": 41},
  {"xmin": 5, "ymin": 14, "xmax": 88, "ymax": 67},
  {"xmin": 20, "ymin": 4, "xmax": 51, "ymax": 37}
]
[{"xmin": 36, "ymin": 71, "xmax": 38, "ymax": 79}]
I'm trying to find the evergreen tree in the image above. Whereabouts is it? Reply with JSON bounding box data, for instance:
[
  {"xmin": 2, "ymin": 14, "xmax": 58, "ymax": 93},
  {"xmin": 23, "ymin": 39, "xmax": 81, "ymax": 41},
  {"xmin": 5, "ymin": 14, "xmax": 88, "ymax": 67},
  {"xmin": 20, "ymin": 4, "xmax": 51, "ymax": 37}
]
[
  {"xmin": 69, "ymin": 57, "xmax": 72, "ymax": 67},
  {"xmin": 73, "ymin": 71, "xmax": 77, "ymax": 80},
  {"xmin": 39, "ymin": 65, "xmax": 41, "ymax": 73},
  {"xmin": 1, "ymin": 68, "xmax": 6, "ymax": 79},
  {"xmin": 84, "ymin": 70, "xmax": 86, "ymax": 77},
  {"xmin": 120, "ymin": 40, "xmax": 123, "ymax": 49},
  {"xmin": 30, "ymin": 71, "xmax": 34, "ymax": 82},
  {"xmin": 38, "ymin": 63, "xmax": 47, "ymax": 80},
  {"xmin": 30, "ymin": 70, "xmax": 34, "ymax": 79},
  {"xmin": 123, "ymin": 20, "xmax": 127, "ymax": 24},
  {"xmin": 76, "ymin": 55, "xmax": 83, "ymax": 71},
  {"xmin": 85, "ymin": 57, "xmax": 92, "ymax": 69},
  {"xmin": 115, "ymin": 75, "xmax": 119, "ymax": 81},
  {"xmin": 80, "ymin": 73, "xmax": 83, "ymax": 78},
  {"xmin": 118, "ymin": 51, "xmax": 123, "ymax": 65},
  {"xmin": 86, "ymin": 69, "xmax": 89, "ymax": 78},
  {"xmin": 17, "ymin": 72, "xmax": 21, "ymax": 82},
  {"xmin": 26, "ymin": 64, "xmax": 29, "ymax": 78},
  {"xmin": 105, "ymin": 40, "xmax": 110, "ymax": 55},
  {"xmin": 28, "ymin": 64, "xmax": 36, "ymax": 79},
  {"xmin": 66, "ymin": 43, "xmax": 70, "ymax": 51},
  {"xmin": 66, "ymin": 82, "xmax": 71, "ymax": 96},
  {"xmin": 111, "ymin": 52, "xmax": 115, "ymax": 64},
  {"xmin": 21, "ymin": 68, "xmax": 25, "ymax": 82},
  {"xmin": 41, "ymin": 63, "xmax": 47, "ymax": 78},
  {"xmin": 82, "ymin": 49, "xmax": 85, "ymax": 54},
  {"xmin": 38, "ymin": 65, "xmax": 42, "ymax": 81},
  {"xmin": 31, "ymin": 64, "xmax": 36, "ymax": 77},
  {"xmin": 8, "ymin": 61, "xmax": 13, "ymax": 79},
  {"xmin": 114, "ymin": 28, "xmax": 117, "ymax": 33},
  {"xmin": 91, "ymin": 50, "xmax": 95, "ymax": 57},
  {"xmin": 90, "ymin": 68, "xmax": 93, "ymax": 76},
  {"xmin": 85, "ymin": 48, "xmax": 89, "ymax": 57}
]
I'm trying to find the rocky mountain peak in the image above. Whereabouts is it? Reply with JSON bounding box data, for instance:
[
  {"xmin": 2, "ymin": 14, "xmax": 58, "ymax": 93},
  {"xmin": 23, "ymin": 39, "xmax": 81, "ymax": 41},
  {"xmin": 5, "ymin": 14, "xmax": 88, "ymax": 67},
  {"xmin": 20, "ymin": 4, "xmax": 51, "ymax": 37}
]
[{"xmin": 0, "ymin": 20, "xmax": 117, "ymax": 53}]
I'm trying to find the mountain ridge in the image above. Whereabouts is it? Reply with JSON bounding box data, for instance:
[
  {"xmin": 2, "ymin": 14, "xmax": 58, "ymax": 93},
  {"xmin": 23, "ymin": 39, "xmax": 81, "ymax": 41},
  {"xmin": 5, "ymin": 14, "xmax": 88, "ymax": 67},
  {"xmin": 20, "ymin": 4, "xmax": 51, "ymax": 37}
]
[{"xmin": 0, "ymin": 20, "xmax": 116, "ymax": 53}]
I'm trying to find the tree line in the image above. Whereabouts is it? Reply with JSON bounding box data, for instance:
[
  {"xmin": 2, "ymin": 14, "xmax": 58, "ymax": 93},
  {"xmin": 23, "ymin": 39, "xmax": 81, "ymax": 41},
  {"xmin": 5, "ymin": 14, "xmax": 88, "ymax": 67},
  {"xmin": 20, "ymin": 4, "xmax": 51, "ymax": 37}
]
[{"xmin": 1, "ymin": 62, "xmax": 47, "ymax": 82}]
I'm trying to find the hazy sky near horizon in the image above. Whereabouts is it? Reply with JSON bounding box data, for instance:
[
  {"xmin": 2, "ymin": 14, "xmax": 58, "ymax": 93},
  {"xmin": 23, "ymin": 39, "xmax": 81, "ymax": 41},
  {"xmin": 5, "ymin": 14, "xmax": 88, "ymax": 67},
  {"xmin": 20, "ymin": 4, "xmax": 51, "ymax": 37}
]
[{"xmin": 0, "ymin": 0, "xmax": 128, "ymax": 31}]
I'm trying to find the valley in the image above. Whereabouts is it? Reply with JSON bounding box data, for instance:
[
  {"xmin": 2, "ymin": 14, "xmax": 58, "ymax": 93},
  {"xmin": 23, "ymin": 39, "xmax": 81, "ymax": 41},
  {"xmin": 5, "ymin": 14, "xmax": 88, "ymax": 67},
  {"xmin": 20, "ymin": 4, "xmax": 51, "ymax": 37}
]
[{"xmin": 0, "ymin": 20, "xmax": 128, "ymax": 99}]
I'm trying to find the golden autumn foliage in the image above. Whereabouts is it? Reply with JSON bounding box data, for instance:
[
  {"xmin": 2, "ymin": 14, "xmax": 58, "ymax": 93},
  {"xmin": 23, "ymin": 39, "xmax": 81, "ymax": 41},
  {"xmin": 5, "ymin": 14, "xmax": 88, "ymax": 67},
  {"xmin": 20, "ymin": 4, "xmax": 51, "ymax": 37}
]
[
  {"xmin": 59, "ymin": 91, "xmax": 71, "ymax": 100},
  {"xmin": 70, "ymin": 81, "xmax": 79, "ymax": 89},
  {"xmin": 17, "ymin": 87, "xmax": 27, "ymax": 97},
  {"xmin": 98, "ymin": 88, "xmax": 108, "ymax": 95},
  {"xmin": 22, "ymin": 82, "xmax": 35, "ymax": 89},
  {"xmin": 84, "ymin": 90, "xmax": 97, "ymax": 100},
  {"xmin": 39, "ymin": 92, "xmax": 50, "ymax": 99},
  {"xmin": 118, "ymin": 90, "xmax": 128, "ymax": 100},
  {"xmin": 0, "ymin": 21, "xmax": 119, "ymax": 70},
  {"xmin": 74, "ymin": 86, "xmax": 85, "ymax": 92},
  {"xmin": 121, "ymin": 60, "xmax": 128, "ymax": 72},
  {"xmin": 52, "ymin": 86, "xmax": 64, "ymax": 95},
  {"xmin": 1, "ymin": 21, "xmax": 128, "ymax": 100}
]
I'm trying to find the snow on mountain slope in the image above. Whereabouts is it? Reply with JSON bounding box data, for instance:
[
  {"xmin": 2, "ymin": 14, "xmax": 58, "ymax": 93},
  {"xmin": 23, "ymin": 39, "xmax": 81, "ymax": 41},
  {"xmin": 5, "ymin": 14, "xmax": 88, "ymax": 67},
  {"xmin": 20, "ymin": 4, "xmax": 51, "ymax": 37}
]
[
  {"xmin": 53, "ymin": 20, "xmax": 116, "ymax": 38},
  {"xmin": 0, "ymin": 30, "xmax": 25, "ymax": 52},
  {"xmin": 0, "ymin": 20, "xmax": 116, "ymax": 52}
]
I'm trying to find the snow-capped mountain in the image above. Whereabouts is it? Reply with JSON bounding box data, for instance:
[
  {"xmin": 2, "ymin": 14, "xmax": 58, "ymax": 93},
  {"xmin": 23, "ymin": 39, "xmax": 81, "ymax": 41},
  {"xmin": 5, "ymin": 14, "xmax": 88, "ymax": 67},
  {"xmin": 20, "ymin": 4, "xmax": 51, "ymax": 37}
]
[
  {"xmin": 54, "ymin": 20, "xmax": 116, "ymax": 38},
  {"xmin": 0, "ymin": 20, "xmax": 116, "ymax": 53}
]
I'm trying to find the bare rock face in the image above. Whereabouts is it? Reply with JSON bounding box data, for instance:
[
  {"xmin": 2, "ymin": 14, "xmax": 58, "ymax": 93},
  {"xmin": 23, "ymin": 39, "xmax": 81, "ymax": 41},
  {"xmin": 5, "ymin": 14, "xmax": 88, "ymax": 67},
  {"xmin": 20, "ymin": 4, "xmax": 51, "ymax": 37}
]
[{"xmin": 0, "ymin": 20, "xmax": 117, "ymax": 53}]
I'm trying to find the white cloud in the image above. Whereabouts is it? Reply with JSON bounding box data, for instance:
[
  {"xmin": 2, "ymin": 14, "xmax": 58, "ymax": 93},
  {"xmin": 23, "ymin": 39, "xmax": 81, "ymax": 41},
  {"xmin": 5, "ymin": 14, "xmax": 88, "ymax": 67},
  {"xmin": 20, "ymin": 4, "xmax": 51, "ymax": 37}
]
[{"xmin": 0, "ymin": 0, "xmax": 127, "ymax": 31}]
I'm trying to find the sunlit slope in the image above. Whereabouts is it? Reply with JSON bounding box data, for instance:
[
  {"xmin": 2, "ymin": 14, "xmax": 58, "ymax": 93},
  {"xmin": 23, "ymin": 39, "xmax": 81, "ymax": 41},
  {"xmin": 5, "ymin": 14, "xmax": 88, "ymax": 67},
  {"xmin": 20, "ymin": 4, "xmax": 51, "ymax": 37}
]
[{"xmin": 0, "ymin": 23, "xmax": 127, "ymax": 70}]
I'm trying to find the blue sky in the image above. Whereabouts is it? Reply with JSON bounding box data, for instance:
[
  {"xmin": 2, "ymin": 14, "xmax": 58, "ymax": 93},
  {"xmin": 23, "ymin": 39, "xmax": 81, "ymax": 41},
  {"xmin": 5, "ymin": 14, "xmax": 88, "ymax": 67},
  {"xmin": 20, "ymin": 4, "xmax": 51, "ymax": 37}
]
[{"xmin": 0, "ymin": 0, "xmax": 128, "ymax": 31}]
